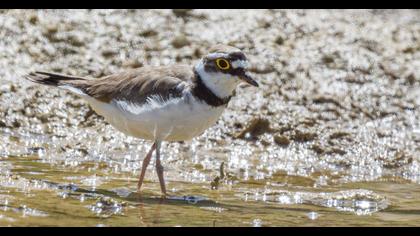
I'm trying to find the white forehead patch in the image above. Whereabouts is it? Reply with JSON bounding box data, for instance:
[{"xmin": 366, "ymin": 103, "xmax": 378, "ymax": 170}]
[
  {"xmin": 231, "ymin": 60, "xmax": 249, "ymax": 69},
  {"xmin": 207, "ymin": 52, "xmax": 229, "ymax": 60}
]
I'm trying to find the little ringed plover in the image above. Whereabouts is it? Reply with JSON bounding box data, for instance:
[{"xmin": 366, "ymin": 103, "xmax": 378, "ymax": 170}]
[{"xmin": 24, "ymin": 44, "xmax": 259, "ymax": 196}]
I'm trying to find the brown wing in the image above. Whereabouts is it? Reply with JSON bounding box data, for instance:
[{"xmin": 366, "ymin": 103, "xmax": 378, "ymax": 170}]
[{"xmin": 84, "ymin": 65, "xmax": 194, "ymax": 104}]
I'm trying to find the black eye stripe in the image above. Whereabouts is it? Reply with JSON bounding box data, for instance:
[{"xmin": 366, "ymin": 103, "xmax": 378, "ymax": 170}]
[
  {"xmin": 230, "ymin": 68, "xmax": 244, "ymax": 76},
  {"xmin": 229, "ymin": 52, "xmax": 247, "ymax": 61},
  {"xmin": 206, "ymin": 54, "xmax": 246, "ymax": 61},
  {"xmin": 203, "ymin": 57, "xmax": 247, "ymax": 75}
]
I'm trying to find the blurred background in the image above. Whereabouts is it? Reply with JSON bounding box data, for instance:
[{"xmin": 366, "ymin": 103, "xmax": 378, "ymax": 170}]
[{"xmin": 0, "ymin": 9, "xmax": 419, "ymax": 226}]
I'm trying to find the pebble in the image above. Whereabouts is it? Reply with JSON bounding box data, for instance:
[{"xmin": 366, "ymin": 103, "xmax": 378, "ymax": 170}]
[
  {"xmin": 273, "ymin": 135, "xmax": 290, "ymax": 146},
  {"xmin": 139, "ymin": 29, "xmax": 158, "ymax": 37},
  {"xmin": 275, "ymin": 35, "xmax": 285, "ymax": 45},
  {"xmin": 102, "ymin": 49, "xmax": 118, "ymax": 58},
  {"xmin": 172, "ymin": 9, "xmax": 192, "ymax": 17},
  {"xmin": 172, "ymin": 35, "xmax": 190, "ymax": 48},
  {"xmin": 291, "ymin": 129, "xmax": 317, "ymax": 142},
  {"xmin": 235, "ymin": 118, "xmax": 271, "ymax": 140}
]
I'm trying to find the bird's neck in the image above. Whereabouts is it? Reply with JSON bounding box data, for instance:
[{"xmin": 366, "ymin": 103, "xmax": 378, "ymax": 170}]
[
  {"xmin": 193, "ymin": 60, "xmax": 238, "ymax": 99},
  {"xmin": 192, "ymin": 62, "xmax": 234, "ymax": 107}
]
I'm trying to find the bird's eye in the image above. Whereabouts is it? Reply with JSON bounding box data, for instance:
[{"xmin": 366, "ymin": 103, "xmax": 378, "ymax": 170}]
[{"xmin": 215, "ymin": 58, "xmax": 230, "ymax": 70}]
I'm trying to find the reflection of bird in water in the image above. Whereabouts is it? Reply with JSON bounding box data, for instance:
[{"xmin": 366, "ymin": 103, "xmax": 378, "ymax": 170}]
[
  {"xmin": 24, "ymin": 44, "xmax": 259, "ymax": 196},
  {"xmin": 137, "ymin": 196, "xmax": 164, "ymax": 226}
]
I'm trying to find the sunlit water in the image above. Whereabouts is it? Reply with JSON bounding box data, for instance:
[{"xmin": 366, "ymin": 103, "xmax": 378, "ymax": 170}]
[{"xmin": 1, "ymin": 128, "xmax": 420, "ymax": 226}]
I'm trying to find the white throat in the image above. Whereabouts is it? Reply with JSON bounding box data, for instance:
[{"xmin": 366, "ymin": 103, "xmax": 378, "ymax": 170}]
[{"xmin": 194, "ymin": 60, "xmax": 239, "ymax": 99}]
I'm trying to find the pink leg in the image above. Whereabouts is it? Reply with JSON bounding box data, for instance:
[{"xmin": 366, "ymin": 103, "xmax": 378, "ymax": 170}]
[
  {"xmin": 137, "ymin": 142, "xmax": 156, "ymax": 192},
  {"xmin": 155, "ymin": 141, "xmax": 167, "ymax": 196}
]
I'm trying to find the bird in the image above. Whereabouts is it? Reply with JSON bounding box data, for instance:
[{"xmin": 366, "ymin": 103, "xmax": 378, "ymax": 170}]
[{"xmin": 23, "ymin": 44, "xmax": 259, "ymax": 196}]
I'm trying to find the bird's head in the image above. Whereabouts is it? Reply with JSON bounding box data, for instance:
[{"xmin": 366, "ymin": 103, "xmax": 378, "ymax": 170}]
[{"xmin": 194, "ymin": 44, "xmax": 258, "ymax": 98}]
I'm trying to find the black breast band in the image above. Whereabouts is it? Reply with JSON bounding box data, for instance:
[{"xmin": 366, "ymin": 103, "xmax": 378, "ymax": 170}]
[{"xmin": 191, "ymin": 70, "xmax": 231, "ymax": 107}]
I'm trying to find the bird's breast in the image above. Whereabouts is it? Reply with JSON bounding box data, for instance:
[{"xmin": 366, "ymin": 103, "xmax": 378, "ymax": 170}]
[{"xmin": 87, "ymin": 93, "xmax": 226, "ymax": 141}]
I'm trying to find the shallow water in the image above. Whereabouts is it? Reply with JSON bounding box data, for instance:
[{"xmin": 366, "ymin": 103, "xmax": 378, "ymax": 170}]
[
  {"xmin": 1, "ymin": 130, "xmax": 420, "ymax": 226},
  {"xmin": 0, "ymin": 9, "xmax": 420, "ymax": 226}
]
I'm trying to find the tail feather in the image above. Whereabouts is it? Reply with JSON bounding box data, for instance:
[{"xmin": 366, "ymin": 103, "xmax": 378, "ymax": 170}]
[
  {"xmin": 24, "ymin": 71, "xmax": 90, "ymax": 97},
  {"xmin": 24, "ymin": 71, "xmax": 87, "ymax": 87}
]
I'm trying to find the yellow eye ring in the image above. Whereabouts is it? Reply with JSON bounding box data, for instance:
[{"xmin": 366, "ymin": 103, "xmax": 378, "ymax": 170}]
[{"xmin": 215, "ymin": 58, "xmax": 230, "ymax": 70}]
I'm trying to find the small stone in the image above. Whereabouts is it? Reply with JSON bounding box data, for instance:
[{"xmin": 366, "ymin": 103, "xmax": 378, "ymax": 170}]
[
  {"xmin": 299, "ymin": 117, "xmax": 317, "ymax": 127},
  {"xmin": 379, "ymin": 62, "xmax": 399, "ymax": 79},
  {"xmin": 382, "ymin": 151, "xmax": 413, "ymax": 169},
  {"xmin": 57, "ymin": 45, "xmax": 77, "ymax": 55},
  {"xmin": 172, "ymin": 9, "xmax": 192, "ymax": 17},
  {"xmin": 29, "ymin": 14, "xmax": 38, "ymax": 25},
  {"xmin": 43, "ymin": 24, "xmax": 59, "ymax": 42},
  {"xmin": 76, "ymin": 148, "xmax": 89, "ymax": 156},
  {"xmin": 193, "ymin": 48, "xmax": 202, "ymax": 58},
  {"xmin": 172, "ymin": 35, "xmax": 190, "ymax": 48},
  {"xmin": 291, "ymin": 129, "xmax": 317, "ymax": 142},
  {"xmin": 406, "ymin": 73, "xmax": 416, "ymax": 85},
  {"xmin": 235, "ymin": 118, "xmax": 271, "ymax": 140},
  {"xmin": 10, "ymin": 84, "xmax": 18, "ymax": 93},
  {"xmin": 325, "ymin": 148, "xmax": 346, "ymax": 155},
  {"xmin": 45, "ymin": 24, "xmax": 58, "ymax": 34},
  {"xmin": 344, "ymin": 75, "xmax": 366, "ymax": 84},
  {"xmin": 68, "ymin": 34, "xmax": 85, "ymax": 47},
  {"xmin": 278, "ymin": 124, "xmax": 293, "ymax": 134},
  {"xmin": 258, "ymin": 19, "xmax": 271, "ymax": 28},
  {"xmin": 311, "ymin": 144, "xmax": 324, "ymax": 154},
  {"xmin": 329, "ymin": 131, "xmax": 351, "ymax": 140},
  {"xmin": 275, "ymin": 35, "xmax": 284, "ymax": 45},
  {"xmin": 273, "ymin": 135, "xmax": 290, "ymax": 146},
  {"xmin": 139, "ymin": 29, "xmax": 158, "ymax": 37},
  {"xmin": 376, "ymin": 129, "xmax": 391, "ymax": 138},
  {"xmin": 102, "ymin": 49, "xmax": 118, "ymax": 58},
  {"xmin": 194, "ymin": 163, "xmax": 204, "ymax": 170},
  {"xmin": 11, "ymin": 120, "xmax": 21, "ymax": 128},
  {"xmin": 249, "ymin": 64, "xmax": 275, "ymax": 74},
  {"xmin": 122, "ymin": 59, "xmax": 143, "ymax": 68},
  {"xmin": 322, "ymin": 54, "xmax": 335, "ymax": 64},
  {"xmin": 312, "ymin": 95, "xmax": 345, "ymax": 109},
  {"xmin": 28, "ymin": 45, "xmax": 42, "ymax": 58},
  {"xmin": 37, "ymin": 114, "xmax": 49, "ymax": 123},
  {"xmin": 260, "ymin": 138, "xmax": 271, "ymax": 146},
  {"xmin": 402, "ymin": 47, "xmax": 415, "ymax": 53}
]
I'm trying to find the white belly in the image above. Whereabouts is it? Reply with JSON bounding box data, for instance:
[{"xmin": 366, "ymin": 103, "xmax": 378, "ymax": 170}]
[{"xmin": 85, "ymin": 93, "xmax": 226, "ymax": 141}]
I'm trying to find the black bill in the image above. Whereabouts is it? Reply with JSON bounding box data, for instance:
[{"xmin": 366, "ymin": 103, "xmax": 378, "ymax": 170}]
[{"xmin": 239, "ymin": 72, "xmax": 259, "ymax": 87}]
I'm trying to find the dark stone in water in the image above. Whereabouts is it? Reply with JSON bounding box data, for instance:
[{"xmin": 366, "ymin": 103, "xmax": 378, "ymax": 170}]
[
  {"xmin": 235, "ymin": 118, "xmax": 271, "ymax": 140},
  {"xmin": 12, "ymin": 120, "xmax": 21, "ymax": 128},
  {"xmin": 311, "ymin": 144, "xmax": 325, "ymax": 154},
  {"xmin": 291, "ymin": 129, "xmax": 317, "ymax": 142},
  {"xmin": 325, "ymin": 147, "xmax": 347, "ymax": 155},
  {"xmin": 329, "ymin": 131, "xmax": 351, "ymax": 140},
  {"xmin": 381, "ymin": 151, "xmax": 413, "ymax": 169},
  {"xmin": 274, "ymin": 135, "xmax": 290, "ymax": 146}
]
